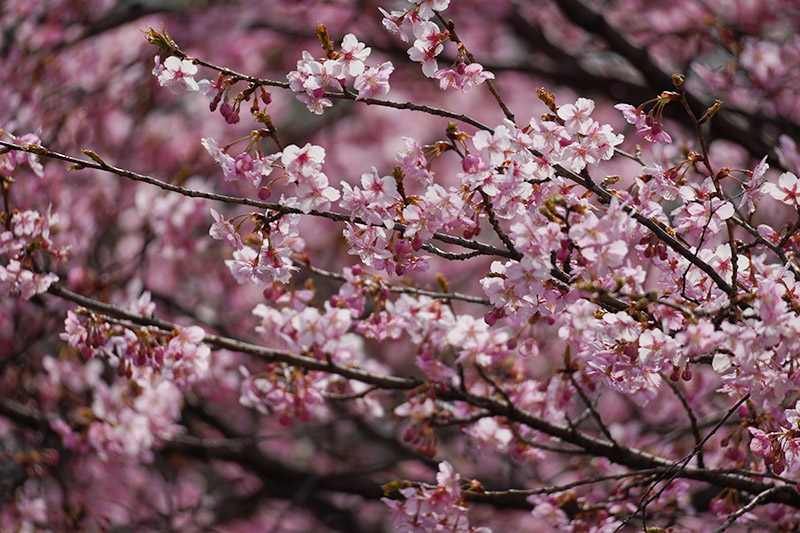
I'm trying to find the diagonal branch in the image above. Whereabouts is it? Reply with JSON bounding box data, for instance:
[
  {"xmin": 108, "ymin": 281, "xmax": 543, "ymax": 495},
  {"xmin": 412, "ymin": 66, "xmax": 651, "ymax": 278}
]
[{"xmin": 550, "ymin": 0, "xmax": 781, "ymax": 163}]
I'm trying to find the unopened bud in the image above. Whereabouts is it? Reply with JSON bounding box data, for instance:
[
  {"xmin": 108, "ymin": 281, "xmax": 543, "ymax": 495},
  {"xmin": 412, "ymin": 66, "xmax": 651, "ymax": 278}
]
[
  {"xmin": 316, "ymin": 23, "xmax": 336, "ymax": 59},
  {"xmin": 699, "ymin": 99, "xmax": 723, "ymax": 124}
]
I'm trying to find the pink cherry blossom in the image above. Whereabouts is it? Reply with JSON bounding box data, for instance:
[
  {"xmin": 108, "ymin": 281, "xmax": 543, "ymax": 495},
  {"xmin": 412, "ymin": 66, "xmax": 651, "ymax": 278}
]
[
  {"xmin": 154, "ymin": 56, "xmax": 200, "ymax": 94},
  {"xmin": 557, "ymin": 97, "xmax": 595, "ymax": 135},
  {"xmin": 434, "ymin": 62, "xmax": 494, "ymax": 92},
  {"xmin": 741, "ymin": 155, "xmax": 769, "ymax": 213},
  {"xmin": 615, "ymin": 102, "xmax": 672, "ymax": 143},
  {"xmin": 208, "ymin": 208, "xmax": 243, "ymax": 249},
  {"xmin": 354, "ymin": 61, "xmax": 394, "ymax": 100},
  {"xmin": 281, "ymin": 143, "xmax": 326, "ymax": 180},
  {"xmin": 412, "ymin": 0, "xmax": 450, "ymax": 21},
  {"xmin": 408, "ymin": 21, "xmax": 445, "ymax": 78},
  {"xmin": 339, "ymin": 33, "xmax": 371, "ymax": 76},
  {"xmin": 763, "ymin": 171, "xmax": 800, "ymax": 206}
]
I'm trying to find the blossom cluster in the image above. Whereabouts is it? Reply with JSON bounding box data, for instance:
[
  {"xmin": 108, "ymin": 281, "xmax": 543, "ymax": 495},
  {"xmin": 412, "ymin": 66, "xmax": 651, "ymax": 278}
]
[
  {"xmin": 379, "ymin": 0, "xmax": 494, "ymax": 91},
  {"xmin": 0, "ymin": 207, "xmax": 62, "ymax": 299},
  {"xmin": 53, "ymin": 296, "xmax": 211, "ymax": 460},
  {"xmin": 0, "ymin": 132, "xmax": 65, "ymax": 299},
  {"xmin": 382, "ymin": 461, "xmax": 490, "ymax": 532},
  {"xmin": 50, "ymin": 369, "xmax": 184, "ymax": 461},
  {"xmin": 288, "ymin": 33, "xmax": 394, "ymax": 113},
  {"xmin": 748, "ymin": 400, "xmax": 800, "ymax": 475}
]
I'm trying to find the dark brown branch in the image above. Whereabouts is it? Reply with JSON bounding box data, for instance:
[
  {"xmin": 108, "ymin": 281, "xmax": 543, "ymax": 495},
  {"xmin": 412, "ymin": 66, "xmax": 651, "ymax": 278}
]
[
  {"xmin": 712, "ymin": 487, "xmax": 781, "ymax": 533},
  {"xmin": 438, "ymin": 385, "xmax": 800, "ymax": 509},
  {"xmin": 478, "ymin": 188, "xmax": 519, "ymax": 257},
  {"xmin": 302, "ymin": 262, "xmax": 491, "ymax": 305},
  {"xmin": 550, "ymin": 0, "xmax": 781, "ymax": 163},
  {"xmin": 665, "ymin": 376, "xmax": 705, "ymax": 469},
  {"xmin": 568, "ymin": 374, "xmax": 618, "ymax": 447},
  {"xmin": 0, "ymin": 141, "xmax": 515, "ymax": 260},
  {"xmin": 174, "ymin": 51, "xmax": 495, "ymax": 133},
  {"xmin": 47, "ymin": 283, "xmax": 420, "ymax": 391}
]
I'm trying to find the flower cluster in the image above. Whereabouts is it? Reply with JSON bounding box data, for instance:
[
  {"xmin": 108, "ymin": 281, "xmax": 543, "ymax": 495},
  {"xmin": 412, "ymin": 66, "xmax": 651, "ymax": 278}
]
[
  {"xmin": 0, "ymin": 132, "xmax": 63, "ymax": 299},
  {"xmin": 252, "ymin": 300, "xmax": 357, "ymax": 359},
  {"xmin": 52, "ymin": 295, "xmax": 213, "ymax": 461},
  {"xmin": 434, "ymin": 61, "xmax": 494, "ymax": 92},
  {"xmin": 0, "ymin": 207, "xmax": 62, "ymax": 299},
  {"xmin": 60, "ymin": 302, "xmax": 210, "ymax": 390},
  {"xmin": 615, "ymin": 102, "xmax": 672, "ymax": 143},
  {"xmin": 288, "ymin": 33, "xmax": 394, "ymax": 113},
  {"xmin": 383, "ymin": 461, "xmax": 490, "ymax": 533},
  {"xmin": 532, "ymin": 98, "xmax": 624, "ymax": 173},
  {"xmin": 239, "ymin": 364, "xmax": 328, "ymax": 424},
  {"xmin": 202, "ymin": 137, "xmax": 277, "ymax": 188},
  {"xmin": 380, "ymin": 1, "xmax": 494, "ymax": 91},
  {"xmin": 748, "ymin": 400, "xmax": 800, "ymax": 475},
  {"xmin": 51, "ymin": 370, "xmax": 184, "ymax": 461}
]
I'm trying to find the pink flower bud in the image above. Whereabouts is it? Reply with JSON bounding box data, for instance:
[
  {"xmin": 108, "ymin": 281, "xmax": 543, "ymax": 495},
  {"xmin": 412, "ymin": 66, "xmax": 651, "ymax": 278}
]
[{"xmin": 461, "ymin": 155, "xmax": 482, "ymax": 174}]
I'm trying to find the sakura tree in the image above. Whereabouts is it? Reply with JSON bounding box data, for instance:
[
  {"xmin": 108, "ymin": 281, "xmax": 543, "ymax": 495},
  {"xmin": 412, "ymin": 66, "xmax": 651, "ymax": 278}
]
[{"xmin": 2, "ymin": 0, "xmax": 800, "ymax": 531}]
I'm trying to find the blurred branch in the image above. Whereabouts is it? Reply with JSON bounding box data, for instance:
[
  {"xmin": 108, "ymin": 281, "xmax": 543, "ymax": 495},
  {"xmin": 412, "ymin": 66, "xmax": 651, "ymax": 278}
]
[
  {"xmin": 301, "ymin": 262, "xmax": 491, "ymax": 305},
  {"xmin": 549, "ymin": 0, "xmax": 786, "ymax": 164}
]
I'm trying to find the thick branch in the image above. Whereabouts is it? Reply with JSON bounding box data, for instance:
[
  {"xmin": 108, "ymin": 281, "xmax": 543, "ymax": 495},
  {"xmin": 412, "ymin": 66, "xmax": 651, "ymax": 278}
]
[{"xmin": 437, "ymin": 386, "xmax": 800, "ymax": 509}]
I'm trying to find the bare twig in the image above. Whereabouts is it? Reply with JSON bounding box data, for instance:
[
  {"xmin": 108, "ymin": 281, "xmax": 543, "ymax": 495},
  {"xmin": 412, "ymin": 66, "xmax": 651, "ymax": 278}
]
[
  {"xmin": 301, "ymin": 262, "xmax": 491, "ymax": 305},
  {"xmin": 568, "ymin": 374, "xmax": 618, "ymax": 447},
  {"xmin": 712, "ymin": 487, "xmax": 781, "ymax": 533}
]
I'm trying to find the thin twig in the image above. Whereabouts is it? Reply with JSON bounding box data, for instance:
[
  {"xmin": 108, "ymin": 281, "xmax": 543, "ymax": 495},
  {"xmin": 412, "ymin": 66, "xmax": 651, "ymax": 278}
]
[
  {"xmin": 568, "ymin": 374, "xmax": 618, "ymax": 447},
  {"xmin": 47, "ymin": 283, "xmax": 420, "ymax": 391},
  {"xmin": 712, "ymin": 487, "xmax": 780, "ymax": 533},
  {"xmin": 631, "ymin": 394, "xmax": 750, "ymax": 529},
  {"xmin": 434, "ymin": 12, "xmax": 515, "ymax": 123},
  {"xmin": 664, "ymin": 376, "xmax": 705, "ymax": 469},
  {"xmin": 0, "ymin": 141, "xmax": 516, "ymax": 260},
  {"xmin": 478, "ymin": 188, "xmax": 519, "ymax": 257}
]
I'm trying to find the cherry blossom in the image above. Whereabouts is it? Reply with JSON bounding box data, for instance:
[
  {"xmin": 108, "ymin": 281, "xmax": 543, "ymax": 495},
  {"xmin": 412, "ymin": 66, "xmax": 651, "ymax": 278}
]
[
  {"xmin": 383, "ymin": 461, "xmax": 490, "ymax": 532},
  {"xmin": 281, "ymin": 143, "xmax": 326, "ymax": 180},
  {"xmin": 201, "ymin": 137, "xmax": 276, "ymax": 187},
  {"xmin": 353, "ymin": 61, "xmax": 394, "ymax": 100},
  {"xmin": 0, "ymin": 132, "xmax": 44, "ymax": 178},
  {"xmin": 340, "ymin": 167, "xmax": 398, "ymax": 227},
  {"xmin": 434, "ymin": 62, "xmax": 494, "ymax": 92},
  {"xmin": 208, "ymin": 208, "xmax": 243, "ymax": 250},
  {"xmin": 153, "ymin": 56, "xmax": 200, "ymax": 94},
  {"xmin": 557, "ymin": 97, "xmax": 595, "ymax": 135},
  {"xmin": 412, "ymin": 0, "xmax": 451, "ymax": 21},
  {"xmin": 615, "ymin": 102, "xmax": 672, "ymax": 143},
  {"xmin": 763, "ymin": 171, "xmax": 800, "ymax": 206},
  {"xmin": 408, "ymin": 21, "xmax": 445, "ymax": 78},
  {"xmin": 339, "ymin": 33, "xmax": 371, "ymax": 76}
]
